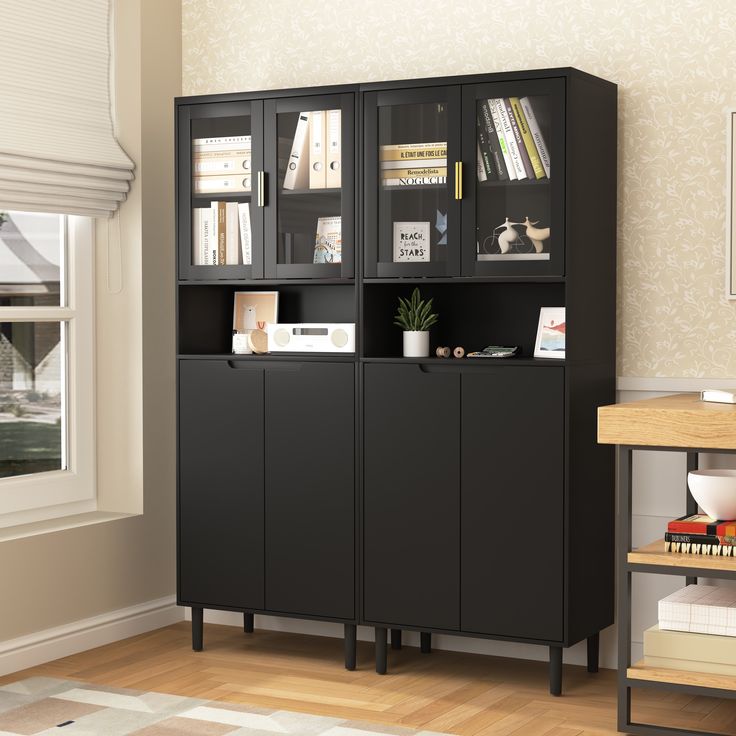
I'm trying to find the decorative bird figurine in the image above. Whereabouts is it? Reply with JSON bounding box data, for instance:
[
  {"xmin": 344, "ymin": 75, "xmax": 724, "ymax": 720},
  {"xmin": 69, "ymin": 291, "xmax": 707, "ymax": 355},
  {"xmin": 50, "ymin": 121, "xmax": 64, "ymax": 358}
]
[
  {"xmin": 497, "ymin": 218, "xmax": 522, "ymax": 254},
  {"xmin": 522, "ymin": 217, "xmax": 550, "ymax": 253}
]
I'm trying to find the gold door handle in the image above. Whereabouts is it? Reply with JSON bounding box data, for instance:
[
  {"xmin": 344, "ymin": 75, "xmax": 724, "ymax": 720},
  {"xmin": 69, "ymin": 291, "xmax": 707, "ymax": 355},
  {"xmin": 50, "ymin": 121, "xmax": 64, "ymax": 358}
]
[
  {"xmin": 257, "ymin": 171, "xmax": 265, "ymax": 207},
  {"xmin": 454, "ymin": 161, "xmax": 463, "ymax": 200}
]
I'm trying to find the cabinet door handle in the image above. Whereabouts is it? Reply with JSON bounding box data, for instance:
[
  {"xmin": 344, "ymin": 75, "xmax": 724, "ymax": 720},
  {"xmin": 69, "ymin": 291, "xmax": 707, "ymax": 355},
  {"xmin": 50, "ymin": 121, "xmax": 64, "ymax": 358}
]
[
  {"xmin": 257, "ymin": 171, "xmax": 266, "ymax": 207},
  {"xmin": 454, "ymin": 161, "xmax": 463, "ymax": 200}
]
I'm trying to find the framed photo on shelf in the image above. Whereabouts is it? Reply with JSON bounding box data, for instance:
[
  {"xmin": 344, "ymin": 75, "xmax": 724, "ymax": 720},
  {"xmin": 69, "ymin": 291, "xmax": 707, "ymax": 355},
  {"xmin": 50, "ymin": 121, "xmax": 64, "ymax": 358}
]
[
  {"xmin": 233, "ymin": 291, "xmax": 279, "ymax": 332},
  {"xmin": 534, "ymin": 307, "xmax": 565, "ymax": 359},
  {"xmin": 727, "ymin": 111, "xmax": 736, "ymax": 298},
  {"xmin": 393, "ymin": 221, "xmax": 430, "ymax": 262}
]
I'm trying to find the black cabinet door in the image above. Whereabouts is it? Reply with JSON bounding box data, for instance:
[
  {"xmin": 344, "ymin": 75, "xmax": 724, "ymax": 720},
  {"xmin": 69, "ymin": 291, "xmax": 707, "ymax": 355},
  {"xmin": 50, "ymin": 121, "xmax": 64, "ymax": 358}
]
[
  {"xmin": 264, "ymin": 362, "xmax": 355, "ymax": 619},
  {"xmin": 178, "ymin": 360, "xmax": 264, "ymax": 609},
  {"xmin": 461, "ymin": 366, "xmax": 564, "ymax": 641},
  {"xmin": 363, "ymin": 363, "xmax": 460, "ymax": 629}
]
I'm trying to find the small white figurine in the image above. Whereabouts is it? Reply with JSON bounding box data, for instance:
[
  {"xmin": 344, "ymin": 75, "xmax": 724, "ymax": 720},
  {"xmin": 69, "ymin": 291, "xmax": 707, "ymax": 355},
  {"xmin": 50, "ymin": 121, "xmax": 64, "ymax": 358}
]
[
  {"xmin": 522, "ymin": 217, "xmax": 550, "ymax": 254},
  {"xmin": 497, "ymin": 218, "xmax": 522, "ymax": 254}
]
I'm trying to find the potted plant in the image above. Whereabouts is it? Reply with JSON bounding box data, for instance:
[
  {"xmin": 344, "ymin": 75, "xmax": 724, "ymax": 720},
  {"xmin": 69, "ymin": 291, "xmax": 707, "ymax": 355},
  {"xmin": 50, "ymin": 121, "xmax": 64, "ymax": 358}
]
[{"xmin": 394, "ymin": 287, "xmax": 438, "ymax": 358}]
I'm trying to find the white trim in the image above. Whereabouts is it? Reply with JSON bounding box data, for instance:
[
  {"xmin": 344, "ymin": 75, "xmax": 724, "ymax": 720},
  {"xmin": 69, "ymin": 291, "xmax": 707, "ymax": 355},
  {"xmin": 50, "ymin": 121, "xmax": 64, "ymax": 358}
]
[
  {"xmin": 0, "ymin": 595, "xmax": 181, "ymax": 677},
  {"xmin": 617, "ymin": 376, "xmax": 736, "ymax": 393}
]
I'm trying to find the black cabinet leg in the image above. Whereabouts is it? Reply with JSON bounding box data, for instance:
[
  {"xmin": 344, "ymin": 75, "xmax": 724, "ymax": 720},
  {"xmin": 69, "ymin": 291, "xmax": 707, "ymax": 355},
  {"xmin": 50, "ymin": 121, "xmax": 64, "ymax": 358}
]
[
  {"xmin": 375, "ymin": 627, "xmax": 387, "ymax": 674},
  {"xmin": 587, "ymin": 632, "xmax": 599, "ymax": 673},
  {"xmin": 549, "ymin": 645, "xmax": 562, "ymax": 696},
  {"xmin": 391, "ymin": 629, "xmax": 402, "ymax": 650},
  {"xmin": 244, "ymin": 612, "xmax": 254, "ymax": 633},
  {"xmin": 192, "ymin": 607, "xmax": 203, "ymax": 652},
  {"xmin": 345, "ymin": 624, "xmax": 357, "ymax": 671},
  {"xmin": 420, "ymin": 631, "xmax": 432, "ymax": 654}
]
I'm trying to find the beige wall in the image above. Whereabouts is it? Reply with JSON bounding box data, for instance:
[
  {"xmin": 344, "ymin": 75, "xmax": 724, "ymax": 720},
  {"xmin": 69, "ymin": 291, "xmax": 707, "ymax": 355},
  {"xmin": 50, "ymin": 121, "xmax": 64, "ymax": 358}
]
[
  {"xmin": 182, "ymin": 0, "xmax": 736, "ymax": 378},
  {"xmin": 0, "ymin": 0, "xmax": 181, "ymax": 641}
]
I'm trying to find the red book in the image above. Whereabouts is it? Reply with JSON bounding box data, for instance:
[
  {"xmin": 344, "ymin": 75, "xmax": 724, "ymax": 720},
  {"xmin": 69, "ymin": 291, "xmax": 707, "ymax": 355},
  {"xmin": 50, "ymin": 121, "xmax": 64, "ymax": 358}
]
[{"xmin": 667, "ymin": 514, "xmax": 736, "ymax": 536}]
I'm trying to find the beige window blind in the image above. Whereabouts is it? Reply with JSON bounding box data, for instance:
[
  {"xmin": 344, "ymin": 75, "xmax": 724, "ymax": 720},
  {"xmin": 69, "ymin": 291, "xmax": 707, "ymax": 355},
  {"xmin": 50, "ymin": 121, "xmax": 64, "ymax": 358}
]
[{"xmin": 0, "ymin": 0, "xmax": 134, "ymax": 218}]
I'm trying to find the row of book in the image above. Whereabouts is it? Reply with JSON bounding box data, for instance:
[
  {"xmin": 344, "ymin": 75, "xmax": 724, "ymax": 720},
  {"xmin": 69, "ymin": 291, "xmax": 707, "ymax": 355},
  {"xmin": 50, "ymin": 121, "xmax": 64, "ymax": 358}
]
[
  {"xmin": 192, "ymin": 202, "xmax": 252, "ymax": 266},
  {"xmin": 664, "ymin": 514, "xmax": 736, "ymax": 556},
  {"xmin": 193, "ymin": 136, "xmax": 251, "ymax": 195},
  {"xmin": 379, "ymin": 141, "xmax": 447, "ymax": 187},
  {"xmin": 476, "ymin": 97, "xmax": 550, "ymax": 183},
  {"xmin": 284, "ymin": 110, "xmax": 341, "ymax": 190}
]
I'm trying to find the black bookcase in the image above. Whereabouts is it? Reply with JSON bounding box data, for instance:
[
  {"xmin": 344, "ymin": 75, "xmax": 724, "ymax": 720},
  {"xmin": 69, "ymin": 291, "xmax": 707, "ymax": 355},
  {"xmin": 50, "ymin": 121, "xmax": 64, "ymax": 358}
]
[{"xmin": 176, "ymin": 67, "xmax": 617, "ymax": 691}]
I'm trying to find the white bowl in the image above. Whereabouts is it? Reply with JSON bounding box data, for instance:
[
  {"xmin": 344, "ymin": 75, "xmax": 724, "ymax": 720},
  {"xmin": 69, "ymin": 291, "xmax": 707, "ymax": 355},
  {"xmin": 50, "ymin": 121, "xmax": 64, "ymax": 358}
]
[{"xmin": 688, "ymin": 470, "xmax": 736, "ymax": 520}]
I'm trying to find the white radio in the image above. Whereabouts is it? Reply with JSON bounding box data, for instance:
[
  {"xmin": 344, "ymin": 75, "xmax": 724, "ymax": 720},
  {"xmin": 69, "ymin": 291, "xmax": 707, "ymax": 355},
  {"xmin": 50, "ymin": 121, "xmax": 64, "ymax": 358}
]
[{"xmin": 267, "ymin": 323, "xmax": 355, "ymax": 353}]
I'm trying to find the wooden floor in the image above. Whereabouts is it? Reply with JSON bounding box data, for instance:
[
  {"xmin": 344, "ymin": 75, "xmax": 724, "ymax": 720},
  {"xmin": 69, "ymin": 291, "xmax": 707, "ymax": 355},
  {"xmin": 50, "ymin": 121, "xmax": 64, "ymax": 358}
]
[{"xmin": 4, "ymin": 622, "xmax": 736, "ymax": 735}]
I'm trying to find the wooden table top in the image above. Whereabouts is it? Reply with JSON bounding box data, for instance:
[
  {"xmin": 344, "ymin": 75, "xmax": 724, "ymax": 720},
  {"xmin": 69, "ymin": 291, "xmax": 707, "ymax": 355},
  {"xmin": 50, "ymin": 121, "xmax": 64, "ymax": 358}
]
[{"xmin": 598, "ymin": 392, "xmax": 736, "ymax": 449}]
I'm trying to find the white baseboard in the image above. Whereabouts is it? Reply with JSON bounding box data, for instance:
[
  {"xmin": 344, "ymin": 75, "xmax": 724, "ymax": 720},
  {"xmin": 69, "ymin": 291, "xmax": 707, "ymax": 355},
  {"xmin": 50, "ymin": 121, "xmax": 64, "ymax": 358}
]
[
  {"xmin": 0, "ymin": 595, "xmax": 183, "ymax": 677},
  {"xmin": 617, "ymin": 376, "xmax": 736, "ymax": 392}
]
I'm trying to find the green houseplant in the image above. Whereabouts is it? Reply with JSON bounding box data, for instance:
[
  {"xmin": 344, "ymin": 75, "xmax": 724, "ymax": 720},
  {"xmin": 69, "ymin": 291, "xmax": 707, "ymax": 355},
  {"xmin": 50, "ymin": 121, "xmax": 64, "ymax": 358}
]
[{"xmin": 394, "ymin": 288, "xmax": 438, "ymax": 357}]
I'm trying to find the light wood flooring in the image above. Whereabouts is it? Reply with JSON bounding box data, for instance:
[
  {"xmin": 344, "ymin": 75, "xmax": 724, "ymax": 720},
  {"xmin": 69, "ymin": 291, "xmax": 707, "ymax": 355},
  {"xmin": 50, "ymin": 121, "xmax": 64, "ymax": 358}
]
[{"xmin": 4, "ymin": 622, "xmax": 736, "ymax": 735}]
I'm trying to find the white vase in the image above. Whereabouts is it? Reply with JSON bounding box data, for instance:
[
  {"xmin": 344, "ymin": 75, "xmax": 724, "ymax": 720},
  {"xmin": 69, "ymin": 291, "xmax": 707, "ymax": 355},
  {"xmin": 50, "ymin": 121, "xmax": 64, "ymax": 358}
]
[{"xmin": 403, "ymin": 330, "xmax": 430, "ymax": 357}]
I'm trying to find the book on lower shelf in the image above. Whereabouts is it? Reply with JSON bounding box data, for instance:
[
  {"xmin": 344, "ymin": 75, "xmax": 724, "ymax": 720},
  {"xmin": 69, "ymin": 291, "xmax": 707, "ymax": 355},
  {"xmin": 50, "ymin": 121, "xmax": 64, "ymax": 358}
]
[
  {"xmin": 644, "ymin": 624, "xmax": 736, "ymax": 676},
  {"xmin": 192, "ymin": 201, "xmax": 252, "ymax": 266},
  {"xmin": 659, "ymin": 584, "xmax": 736, "ymax": 636}
]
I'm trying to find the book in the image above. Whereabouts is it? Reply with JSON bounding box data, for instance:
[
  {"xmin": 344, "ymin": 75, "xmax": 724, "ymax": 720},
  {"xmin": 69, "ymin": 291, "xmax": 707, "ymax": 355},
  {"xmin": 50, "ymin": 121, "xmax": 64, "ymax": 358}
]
[
  {"xmin": 211, "ymin": 201, "xmax": 226, "ymax": 265},
  {"xmin": 193, "ymin": 150, "xmax": 251, "ymax": 176},
  {"xmin": 476, "ymin": 104, "xmax": 497, "ymax": 180},
  {"xmin": 192, "ymin": 207, "xmax": 215, "ymax": 265},
  {"xmin": 479, "ymin": 100, "xmax": 508, "ymax": 181},
  {"xmin": 701, "ymin": 389, "xmax": 736, "ymax": 404},
  {"xmin": 659, "ymin": 584, "xmax": 736, "ymax": 636},
  {"xmin": 495, "ymin": 98, "xmax": 527, "ymax": 179},
  {"xmin": 193, "ymin": 175, "xmax": 250, "ymax": 194},
  {"xmin": 383, "ymin": 176, "xmax": 447, "ymax": 187},
  {"xmin": 504, "ymin": 97, "xmax": 535, "ymax": 180},
  {"xmin": 379, "ymin": 142, "xmax": 447, "ymax": 161},
  {"xmin": 519, "ymin": 97, "xmax": 551, "ymax": 177},
  {"xmin": 381, "ymin": 167, "xmax": 447, "ymax": 179},
  {"xmin": 488, "ymin": 99, "xmax": 516, "ymax": 181},
  {"xmin": 380, "ymin": 158, "xmax": 447, "ymax": 170},
  {"xmin": 192, "ymin": 135, "xmax": 251, "ymax": 152},
  {"xmin": 666, "ymin": 532, "xmax": 736, "ymax": 546},
  {"xmin": 283, "ymin": 112, "xmax": 310, "ymax": 190},
  {"xmin": 668, "ymin": 514, "xmax": 736, "ymax": 536},
  {"xmin": 225, "ymin": 201, "xmax": 240, "ymax": 265},
  {"xmin": 237, "ymin": 202, "xmax": 252, "ymax": 265},
  {"xmin": 326, "ymin": 109, "xmax": 341, "ymax": 188},
  {"xmin": 476, "ymin": 142, "xmax": 487, "ymax": 182},
  {"xmin": 510, "ymin": 97, "xmax": 545, "ymax": 179},
  {"xmin": 665, "ymin": 537, "xmax": 736, "ymax": 555},
  {"xmin": 313, "ymin": 216, "xmax": 341, "ymax": 264},
  {"xmin": 644, "ymin": 625, "xmax": 736, "ymax": 675},
  {"xmin": 309, "ymin": 109, "xmax": 326, "ymax": 189}
]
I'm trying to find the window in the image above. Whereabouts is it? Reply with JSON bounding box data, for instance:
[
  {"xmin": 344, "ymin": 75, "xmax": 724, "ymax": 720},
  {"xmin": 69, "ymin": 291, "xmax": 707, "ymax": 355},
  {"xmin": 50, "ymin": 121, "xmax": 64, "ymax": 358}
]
[{"xmin": 0, "ymin": 211, "xmax": 94, "ymax": 527}]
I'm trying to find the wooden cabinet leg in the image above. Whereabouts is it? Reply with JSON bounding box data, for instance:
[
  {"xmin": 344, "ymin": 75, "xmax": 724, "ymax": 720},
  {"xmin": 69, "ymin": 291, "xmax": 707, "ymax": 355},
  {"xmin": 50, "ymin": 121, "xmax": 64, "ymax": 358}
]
[
  {"xmin": 420, "ymin": 631, "xmax": 432, "ymax": 654},
  {"xmin": 243, "ymin": 612, "xmax": 254, "ymax": 633},
  {"xmin": 375, "ymin": 627, "xmax": 388, "ymax": 674},
  {"xmin": 192, "ymin": 607, "xmax": 203, "ymax": 652},
  {"xmin": 345, "ymin": 624, "xmax": 357, "ymax": 671},
  {"xmin": 549, "ymin": 645, "xmax": 562, "ymax": 696},
  {"xmin": 587, "ymin": 632, "xmax": 599, "ymax": 673},
  {"xmin": 391, "ymin": 629, "xmax": 402, "ymax": 650}
]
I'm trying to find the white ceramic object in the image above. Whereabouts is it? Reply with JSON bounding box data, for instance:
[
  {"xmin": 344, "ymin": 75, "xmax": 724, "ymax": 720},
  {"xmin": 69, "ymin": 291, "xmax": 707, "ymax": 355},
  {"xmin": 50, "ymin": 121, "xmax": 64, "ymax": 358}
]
[
  {"xmin": 403, "ymin": 330, "xmax": 429, "ymax": 358},
  {"xmin": 688, "ymin": 469, "xmax": 736, "ymax": 520}
]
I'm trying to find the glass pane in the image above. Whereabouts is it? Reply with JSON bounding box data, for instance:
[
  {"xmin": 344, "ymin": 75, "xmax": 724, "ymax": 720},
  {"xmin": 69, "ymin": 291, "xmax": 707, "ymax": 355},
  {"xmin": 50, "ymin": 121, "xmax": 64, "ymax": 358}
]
[
  {"xmin": 0, "ymin": 211, "xmax": 63, "ymax": 307},
  {"xmin": 475, "ymin": 96, "xmax": 552, "ymax": 263},
  {"xmin": 0, "ymin": 321, "xmax": 65, "ymax": 479},
  {"xmin": 378, "ymin": 102, "xmax": 448, "ymax": 266},
  {"xmin": 191, "ymin": 115, "xmax": 252, "ymax": 266},
  {"xmin": 277, "ymin": 109, "xmax": 342, "ymax": 265}
]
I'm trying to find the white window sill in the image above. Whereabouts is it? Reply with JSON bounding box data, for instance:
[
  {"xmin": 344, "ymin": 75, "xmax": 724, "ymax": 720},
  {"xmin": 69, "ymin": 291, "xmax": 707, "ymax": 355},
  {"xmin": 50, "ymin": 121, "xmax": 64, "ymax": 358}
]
[{"xmin": 0, "ymin": 511, "xmax": 139, "ymax": 543}]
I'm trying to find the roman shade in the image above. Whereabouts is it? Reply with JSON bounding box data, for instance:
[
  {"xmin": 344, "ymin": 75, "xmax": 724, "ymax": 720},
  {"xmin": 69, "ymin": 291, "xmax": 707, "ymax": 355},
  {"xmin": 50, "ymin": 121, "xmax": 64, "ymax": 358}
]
[{"xmin": 0, "ymin": 0, "xmax": 134, "ymax": 218}]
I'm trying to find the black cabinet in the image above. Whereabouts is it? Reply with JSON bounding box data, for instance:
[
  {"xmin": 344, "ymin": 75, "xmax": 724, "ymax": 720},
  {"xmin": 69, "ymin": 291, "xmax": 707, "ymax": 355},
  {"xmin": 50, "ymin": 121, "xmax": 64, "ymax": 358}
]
[{"xmin": 363, "ymin": 364, "xmax": 460, "ymax": 630}]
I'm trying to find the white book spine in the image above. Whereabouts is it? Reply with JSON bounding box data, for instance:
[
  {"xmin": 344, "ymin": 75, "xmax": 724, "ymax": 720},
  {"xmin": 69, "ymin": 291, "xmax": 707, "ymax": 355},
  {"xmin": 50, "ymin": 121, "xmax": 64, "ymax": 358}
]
[
  {"xmin": 380, "ymin": 158, "xmax": 447, "ymax": 170},
  {"xmin": 225, "ymin": 201, "xmax": 240, "ymax": 265},
  {"xmin": 309, "ymin": 110, "xmax": 326, "ymax": 189},
  {"xmin": 489, "ymin": 99, "xmax": 517, "ymax": 181},
  {"xmin": 326, "ymin": 109, "xmax": 341, "ymax": 188},
  {"xmin": 193, "ymin": 155, "xmax": 251, "ymax": 175},
  {"xmin": 383, "ymin": 176, "xmax": 447, "ymax": 186},
  {"xmin": 192, "ymin": 135, "xmax": 251, "ymax": 152},
  {"xmin": 210, "ymin": 202, "xmax": 220, "ymax": 265},
  {"xmin": 476, "ymin": 143, "xmax": 487, "ymax": 182},
  {"xmin": 283, "ymin": 112, "xmax": 310, "ymax": 190},
  {"xmin": 494, "ymin": 98, "xmax": 527, "ymax": 180},
  {"xmin": 201, "ymin": 208, "xmax": 213, "ymax": 265},
  {"xmin": 192, "ymin": 208, "xmax": 203, "ymax": 265},
  {"xmin": 520, "ymin": 97, "xmax": 551, "ymax": 177},
  {"xmin": 193, "ymin": 175, "xmax": 250, "ymax": 194},
  {"xmin": 238, "ymin": 202, "xmax": 252, "ymax": 265}
]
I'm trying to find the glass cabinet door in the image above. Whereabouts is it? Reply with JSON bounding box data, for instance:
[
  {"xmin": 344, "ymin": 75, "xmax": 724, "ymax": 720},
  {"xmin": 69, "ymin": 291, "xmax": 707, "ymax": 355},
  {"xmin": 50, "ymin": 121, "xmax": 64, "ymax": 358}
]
[
  {"xmin": 178, "ymin": 101, "xmax": 264, "ymax": 280},
  {"xmin": 364, "ymin": 87, "xmax": 461, "ymax": 278},
  {"xmin": 263, "ymin": 94, "xmax": 354, "ymax": 279},
  {"xmin": 461, "ymin": 79, "xmax": 564, "ymax": 277}
]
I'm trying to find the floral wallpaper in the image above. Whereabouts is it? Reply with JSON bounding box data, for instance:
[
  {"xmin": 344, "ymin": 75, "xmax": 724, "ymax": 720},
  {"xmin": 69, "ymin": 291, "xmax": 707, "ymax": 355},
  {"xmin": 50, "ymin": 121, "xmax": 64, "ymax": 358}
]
[{"xmin": 182, "ymin": 0, "xmax": 736, "ymax": 377}]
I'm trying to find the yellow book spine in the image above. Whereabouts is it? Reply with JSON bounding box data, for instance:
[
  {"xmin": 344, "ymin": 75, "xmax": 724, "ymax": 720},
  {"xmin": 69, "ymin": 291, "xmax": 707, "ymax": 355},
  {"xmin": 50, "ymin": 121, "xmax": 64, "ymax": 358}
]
[
  {"xmin": 510, "ymin": 97, "xmax": 545, "ymax": 180},
  {"xmin": 379, "ymin": 143, "xmax": 448, "ymax": 161},
  {"xmin": 381, "ymin": 167, "xmax": 447, "ymax": 178}
]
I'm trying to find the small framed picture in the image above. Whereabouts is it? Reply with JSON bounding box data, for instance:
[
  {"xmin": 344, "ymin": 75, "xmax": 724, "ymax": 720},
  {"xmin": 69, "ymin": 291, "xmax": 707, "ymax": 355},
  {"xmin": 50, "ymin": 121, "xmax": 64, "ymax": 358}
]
[
  {"xmin": 233, "ymin": 291, "xmax": 279, "ymax": 332},
  {"xmin": 534, "ymin": 307, "xmax": 565, "ymax": 359},
  {"xmin": 393, "ymin": 221, "xmax": 430, "ymax": 262}
]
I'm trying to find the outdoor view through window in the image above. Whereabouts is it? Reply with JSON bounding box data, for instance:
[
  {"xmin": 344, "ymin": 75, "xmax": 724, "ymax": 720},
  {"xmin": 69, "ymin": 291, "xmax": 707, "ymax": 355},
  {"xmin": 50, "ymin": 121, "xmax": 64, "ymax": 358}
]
[{"xmin": 0, "ymin": 211, "xmax": 65, "ymax": 479}]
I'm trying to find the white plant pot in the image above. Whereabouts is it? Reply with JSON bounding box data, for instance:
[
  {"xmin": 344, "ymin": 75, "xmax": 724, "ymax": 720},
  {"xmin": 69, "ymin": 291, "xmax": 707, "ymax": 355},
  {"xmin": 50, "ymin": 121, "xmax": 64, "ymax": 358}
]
[{"xmin": 403, "ymin": 330, "xmax": 430, "ymax": 358}]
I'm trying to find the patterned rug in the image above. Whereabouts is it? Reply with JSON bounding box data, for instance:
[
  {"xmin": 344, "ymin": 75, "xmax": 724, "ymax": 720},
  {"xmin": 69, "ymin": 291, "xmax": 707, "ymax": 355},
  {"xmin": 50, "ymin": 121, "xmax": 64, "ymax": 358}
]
[{"xmin": 0, "ymin": 677, "xmax": 452, "ymax": 736}]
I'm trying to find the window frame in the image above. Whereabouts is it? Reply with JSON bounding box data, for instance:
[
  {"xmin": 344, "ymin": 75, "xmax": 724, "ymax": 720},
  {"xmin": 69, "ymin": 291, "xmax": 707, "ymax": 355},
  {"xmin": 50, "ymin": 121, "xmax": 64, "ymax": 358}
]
[{"xmin": 0, "ymin": 215, "xmax": 95, "ymax": 527}]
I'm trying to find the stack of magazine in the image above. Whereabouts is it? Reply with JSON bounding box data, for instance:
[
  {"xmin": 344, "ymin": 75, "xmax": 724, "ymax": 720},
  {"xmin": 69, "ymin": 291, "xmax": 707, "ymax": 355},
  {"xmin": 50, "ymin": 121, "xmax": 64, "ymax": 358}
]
[{"xmin": 379, "ymin": 141, "xmax": 447, "ymax": 187}]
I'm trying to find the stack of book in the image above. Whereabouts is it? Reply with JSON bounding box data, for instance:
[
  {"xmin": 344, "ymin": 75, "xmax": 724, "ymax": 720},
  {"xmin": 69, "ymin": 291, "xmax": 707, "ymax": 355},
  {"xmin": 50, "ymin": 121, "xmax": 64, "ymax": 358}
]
[
  {"xmin": 665, "ymin": 514, "xmax": 736, "ymax": 556},
  {"xmin": 192, "ymin": 136, "xmax": 251, "ymax": 194},
  {"xmin": 192, "ymin": 202, "xmax": 251, "ymax": 266},
  {"xmin": 283, "ymin": 110, "xmax": 341, "ymax": 191},
  {"xmin": 476, "ymin": 97, "xmax": 550, "ymax": 183},
  {"xmin": 379, "ymin": 141, "xmax": 447, "ymax": 187}
]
